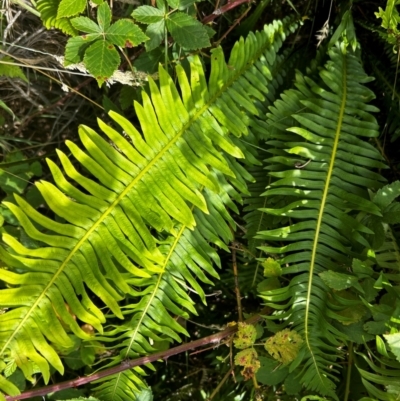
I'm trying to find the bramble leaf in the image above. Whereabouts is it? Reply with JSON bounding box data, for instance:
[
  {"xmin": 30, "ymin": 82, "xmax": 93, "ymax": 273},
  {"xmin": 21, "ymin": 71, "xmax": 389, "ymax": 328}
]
[
  {"xmin": 106, "ymin": 19, "xmax": 149, "ymax": 47},
  {"xmin": 256, "ymin": 357, "xmax": 289, "ymax": 386},
  {"xmin": 132, "ymin": 6, "xmax": 165, "ymax": 24},
  {"xmin": 71, "ymin": 16, "xmax": 102, "ymax": 34},
  {"xmin": 178, "ymin": 0, "xmax": 199, "ymax": 9},
  {"xmin": 144, "ymin": 20, "xmax": 165, "ymax": 52},
  {"xmin": 265, "ymin": 329, "xmax": 303, "ymax": 365},
  {"xmin": 97, "ymin": 1, "xmax": 112, "ymax": 31},
  {"xmin": 233, "ymin": 322, "xmax": 257, "ymax": 350},
  {"xmin": 167, "ymin": 0, "xmax": 180, "ymax": 9},
  {"xmin": 57, "ymin": 0, "xmax": 86, "ymax": 18},
  {"xmin": 234, "ymin": 348, "xmax": 260, "ymax": 380},
  {"xmin": 64, "ymin": 36, "xmax": 93, "ymax": 65},
  {"xmin": 83, "ymin": 40, "xmax": 120, "ymax": 86},
  {"xmin": 166, "ymin": 12, "xmax": 210, "ymax": 49}
]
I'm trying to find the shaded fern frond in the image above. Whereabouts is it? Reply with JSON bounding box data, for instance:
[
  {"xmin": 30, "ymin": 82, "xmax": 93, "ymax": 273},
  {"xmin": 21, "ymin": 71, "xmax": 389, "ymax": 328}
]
[{"xmin": 257, "ymin": 44, "xmax": 386, "ymax": 398}]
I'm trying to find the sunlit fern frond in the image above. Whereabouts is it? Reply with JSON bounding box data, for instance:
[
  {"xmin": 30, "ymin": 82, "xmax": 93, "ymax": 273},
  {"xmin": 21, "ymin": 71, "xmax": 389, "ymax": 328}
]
[{"xmin": 0, "ymin": 18, "xmax": 299, "ymax": 399}]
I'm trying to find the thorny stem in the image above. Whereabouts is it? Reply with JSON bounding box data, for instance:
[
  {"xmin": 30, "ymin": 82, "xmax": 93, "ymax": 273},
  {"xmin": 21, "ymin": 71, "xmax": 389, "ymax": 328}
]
[
  {"xmin": 215, "ymin": 3, "xmax": 253, "ymax": 45},
  {"xmin": 232, "ymin": 245, "xmax": 243, "ymax": 322},
  {"xmin": 344, "ymin": 342, "xmax": 353, "ymax": 401},
  {"xmin": 4, "ymin": 309, "xmax": 269, "ymax": 401},
  {"xmin": 201, "ymin": 0, "xmax": 252, "ymax": 24}
]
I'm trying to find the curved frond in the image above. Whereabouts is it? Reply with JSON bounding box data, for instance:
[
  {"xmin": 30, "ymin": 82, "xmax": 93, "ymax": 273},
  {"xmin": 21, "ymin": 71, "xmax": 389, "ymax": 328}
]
[
  {"xmin": 0, "ymin": 19, "xmax": 299, "ymax": 398},
  {"xmin": 257, "ymin": 44, "xmax": 387, "ymax": 398}
]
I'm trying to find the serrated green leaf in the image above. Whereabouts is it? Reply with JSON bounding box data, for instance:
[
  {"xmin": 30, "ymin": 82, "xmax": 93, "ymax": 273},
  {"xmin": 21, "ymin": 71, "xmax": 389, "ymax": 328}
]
[
  {"xmin": 145, "ymin": 20, "xmax": 165, "ymax": 52},
  {"xmin": 57, "ymin": 0, "xmax": 86, "ymax": 18},
  {"xmin": 97, "ymin": 1, "xmax": 111, "ymax": 31},
  {"xmin": 167, "ymin": 0, "xmax": 180, "ymax": 9},
  {"xmin": 83, "ymin": 40, "xmax": 120, "ymax": 86},
  {"xmin": 156, "ymin": 0, "xmax": 166, "ymax": 12},
  {"xmin": 233, "ymin": 322, "xmax": 257, "ymax": 349},
  {"xmin": 352, "ymin": 259, "xmax": 374, "ymax": 279},
  {"xmin": 166, "ymin": 12, "xmax": 210, "ymax": 50},
  {"xmin": 319, "ymin": 271, "xmax": 359, "ymax": 291},
  {"xmin": 384, "ymin": 332, "xmax": 400, "ymax": 362},
  {"xmin": 204, "ymin": 24, "xmax": 216, "ymax": 38},
  {"xmin": 265, "ymin": 329, "xmax": 303, "ymax": 365},
  {"xmin": 364, "ymin": 320, "xmax": 388, "ymax": 335},
  {"xmin": 134, "ymin": 47, "xmax": 164, "ymax": 73},
  {"xmin": 106, "ymin": 19, "xmax": 148, "ymax": 47},
  {"xmin": 284, "ymin": 371, "xmax": 303, "ymax": 395},
  {"xmin": 71, "ymin": 16, "xmax": 101, "ymax": 33},
  {"xmin": 132, "ymin": 6, "xmax": 165, "ymax": 24},
  {"xmin": 178, "ymin": 0, "xmax": 199, "ymax": 10},
  {"xmin": 64, "ymin": 36, "xmax": 92, "ymax": 65}
]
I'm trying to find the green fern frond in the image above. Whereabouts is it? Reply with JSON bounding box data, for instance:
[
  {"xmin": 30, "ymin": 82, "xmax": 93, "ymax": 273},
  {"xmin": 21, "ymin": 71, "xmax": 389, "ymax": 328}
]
[
  {"xmin": 257, "ymin": 44, "xmax": 387, "ymax": 398},
  {"xmin": 92, "ymin": 20, "xmax": 300, "ymax": 399},
  {"xmin": 0, "ymin": 18, "xmax": 299, "ymax": 398}
]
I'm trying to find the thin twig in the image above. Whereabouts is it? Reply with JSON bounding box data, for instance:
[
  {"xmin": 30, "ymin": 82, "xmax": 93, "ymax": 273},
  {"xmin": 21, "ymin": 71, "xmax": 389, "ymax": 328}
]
[
  {"xmin": 232, "ymin": 244, "xmax": 243, "ymax": 322},
  {"xmin": 207, "ymin": 368, "xmax": 234, "ymax": 401},
  {"xmin": 201, "ymin": 0, "xmax": 252, "ymax": 24},
  {"xmin": 4, "ymin": 310, "xmax": 269, "ymax": 401},
  {"xmin": 215, "ymin": 4, "xmax": 253, "ymax": 45}
]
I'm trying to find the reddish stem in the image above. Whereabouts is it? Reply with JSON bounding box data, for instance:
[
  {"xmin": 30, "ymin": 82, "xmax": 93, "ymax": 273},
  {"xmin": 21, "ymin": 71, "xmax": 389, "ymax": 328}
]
[
  {"xmin": 202, "ymin": 0, "xmax": 252, "ymax": 24},
  {"xmin": 5, "ymin": 310, "xmax": 268, "ymax": 401}
]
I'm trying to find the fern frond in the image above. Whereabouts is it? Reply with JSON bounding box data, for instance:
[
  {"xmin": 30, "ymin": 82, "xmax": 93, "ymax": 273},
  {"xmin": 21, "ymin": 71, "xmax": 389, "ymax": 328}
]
[
  {"xmin": 0, "ymin": 19, "xmax": 299, "ymax": 398},
  {"xmin": 257, "ymin": 44, "xmax": 386, "ymax": 398}
]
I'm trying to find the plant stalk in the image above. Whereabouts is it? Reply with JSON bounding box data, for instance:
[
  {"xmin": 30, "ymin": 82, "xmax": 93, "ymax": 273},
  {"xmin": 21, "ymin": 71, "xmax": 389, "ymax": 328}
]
[{"xmin": 4, "ymin": 309, "xmax": 269, "ymax": 400}]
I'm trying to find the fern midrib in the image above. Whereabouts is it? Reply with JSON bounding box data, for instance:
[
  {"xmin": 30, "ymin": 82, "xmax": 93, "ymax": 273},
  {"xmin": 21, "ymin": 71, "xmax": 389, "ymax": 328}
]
[
  {"xmin": 1, "ymin": 28, "xmax": 279, "ymax": 356},
  {"xmin": 109, "ymin": 222, "xmax": 187, "ymax": 398},
  {"xmin": 303, "ymin": 55, "xmax": 347, "ymax": 382}
]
